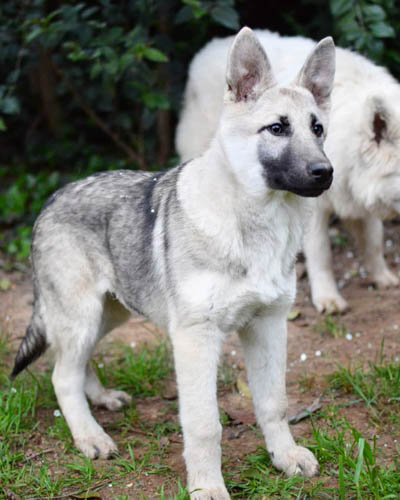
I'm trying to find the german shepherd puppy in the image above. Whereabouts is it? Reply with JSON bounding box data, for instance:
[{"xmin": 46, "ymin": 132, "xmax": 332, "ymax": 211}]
[{"xmin": 12, "ymin": 28, "xmax": 335, "ymax": 499}]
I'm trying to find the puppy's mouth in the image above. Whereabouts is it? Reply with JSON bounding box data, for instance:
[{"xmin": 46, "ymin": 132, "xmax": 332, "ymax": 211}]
[
  {"xmin": 286, "ymin": 186, "xmax": 328, "ymax": 197},
  {"xmin": 286, "ymin": 179, "xmax": 332, "ymax": 198}
]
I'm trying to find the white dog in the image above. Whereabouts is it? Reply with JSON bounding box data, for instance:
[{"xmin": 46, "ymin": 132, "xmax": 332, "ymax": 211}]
[
  {"xmin": 176, "ymin": 30, "xmax": 400, "ymax": 313},
  {"xmin": 12, "ymin": 28, "xmax": 335, "ymax": 499}
]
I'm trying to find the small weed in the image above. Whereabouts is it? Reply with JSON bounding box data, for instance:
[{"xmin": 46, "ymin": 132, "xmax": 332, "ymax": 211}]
[
  {"xmin": 315, "ymin": 314, "xmax": 347, "ymax": 338},
  {"xmin": 218, "ymin": 360, "xmax": 237, "ymax": 387},
  {"xmin": 330, "ymin": 228, "xmax": 348, "ymax": 247},
  {"xmin": 298, "ymin": 372, "xmax": 316, "ymax": 392}
]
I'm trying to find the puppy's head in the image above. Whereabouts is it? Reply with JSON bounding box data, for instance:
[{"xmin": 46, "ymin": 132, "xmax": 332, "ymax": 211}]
[{"xmin": 218, "ymin": 27, "xmax": 336, "ymax": 198}]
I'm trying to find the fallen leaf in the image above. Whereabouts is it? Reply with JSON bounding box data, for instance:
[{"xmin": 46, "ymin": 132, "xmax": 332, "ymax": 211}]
[
  {"xmin": 0, "ymin": 278, "xmax": 11, "ymax": 291},
  {"xmin": 71, "ymin": 492, "xmax": 102, "ymax": 499},
  {"xmin": 287, "ymin": 310, "xmax": 300, "ymax": 321},
  {"xmin": 236, "ymin": 374, "xmax": 251, "ymax": 399}
]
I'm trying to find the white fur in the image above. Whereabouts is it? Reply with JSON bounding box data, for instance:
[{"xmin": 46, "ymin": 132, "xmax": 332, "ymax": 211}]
[{"xmin": 176, "ymin": 30, "xmax": 400, "ymax": 313}]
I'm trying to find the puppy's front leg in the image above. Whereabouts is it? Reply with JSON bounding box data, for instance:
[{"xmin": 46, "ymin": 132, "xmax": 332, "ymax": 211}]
[
  {"xmin": 171, "ymin": 325, "xmax": 230, "ymax": 500},
  {"xmin": 239, "ymin": 309, "xmax": 319, "ymax": 477}
]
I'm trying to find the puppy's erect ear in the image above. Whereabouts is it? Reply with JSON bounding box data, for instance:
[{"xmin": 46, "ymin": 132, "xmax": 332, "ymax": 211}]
[
  {"xmin": 365, "ymin": 95, "xmax": 390, "ymax": 144},
  {"xmin": 226, "ymin": 27, "xmax": 276, "ymax": 103},
  {"xmin": 295, "ymin": 37, "xmax": 336, "ymax": 113}
]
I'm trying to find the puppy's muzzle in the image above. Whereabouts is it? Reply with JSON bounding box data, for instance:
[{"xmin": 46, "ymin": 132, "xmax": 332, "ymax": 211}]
[{"xmin": 307, "ymin": 162, "xmax": 333, "ymax": 189}]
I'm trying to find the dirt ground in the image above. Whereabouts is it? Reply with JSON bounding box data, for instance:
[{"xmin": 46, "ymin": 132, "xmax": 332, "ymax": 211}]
[{"xmin": 1, "ymin": 219, "xmax": 400, "ymax": 498}]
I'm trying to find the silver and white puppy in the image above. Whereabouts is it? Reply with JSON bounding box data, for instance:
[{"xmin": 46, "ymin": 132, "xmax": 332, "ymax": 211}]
[{"xmin": 12, "ymin": 28, "xmax": 335, "ymax": 499}]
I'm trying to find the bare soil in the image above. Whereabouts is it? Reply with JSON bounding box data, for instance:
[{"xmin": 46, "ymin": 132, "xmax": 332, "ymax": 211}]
[{"xmin": 1, "ymin": 219, "xmax": 400, "ymax": 498}]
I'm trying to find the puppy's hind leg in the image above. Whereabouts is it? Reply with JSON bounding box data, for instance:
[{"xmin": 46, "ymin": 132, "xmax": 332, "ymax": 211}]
[
  {"xmin": 85, "ymin": 364, "xmax": 132, "ymax": 411},
  {"xmin": 84, "ymin": 294, "xmax": 132, "ymax": 411},
  {"xmin": 50, "ymin": 294, "xmax": 118, "ymax": 459}
]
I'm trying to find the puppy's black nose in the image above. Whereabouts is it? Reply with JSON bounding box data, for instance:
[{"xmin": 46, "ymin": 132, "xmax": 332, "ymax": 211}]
[{"xmin": 307, "ymin": 163, "xmax": 333, "ymax": 184}]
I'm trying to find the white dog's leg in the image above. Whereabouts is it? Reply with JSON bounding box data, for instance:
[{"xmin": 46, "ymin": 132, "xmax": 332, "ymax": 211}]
[
  {"xmin": 239, "ymin": 309, "xmax": 319, "ymax": 477},
  {"xmin": 360, "ymin": 216, "xmax": 399, "ymax": 288},
  {"xmin": 171, "ymin": 326, "xmax": 230, "ymax": 500},
  {"xmin": 304, "ymin": 208, "xmax": 349, "ymax": 313},
  {"xmin": 84, "ymin": 364, "xmax": 132, "ymax": 411}
]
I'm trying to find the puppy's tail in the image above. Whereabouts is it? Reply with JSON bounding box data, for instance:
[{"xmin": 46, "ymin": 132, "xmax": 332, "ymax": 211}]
[{"xmin": 11, "ymin": 317, "xmax": 48, "ymax": 379}]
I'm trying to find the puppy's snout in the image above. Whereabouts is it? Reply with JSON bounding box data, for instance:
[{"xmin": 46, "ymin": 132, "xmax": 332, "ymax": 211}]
[{"xmin": 307, "ymin": 163, "xmax": 333, "ymax": 185}]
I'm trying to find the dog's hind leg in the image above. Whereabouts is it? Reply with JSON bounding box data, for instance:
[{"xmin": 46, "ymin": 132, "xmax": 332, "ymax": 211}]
[
  {"xmin": 239, "ymin": 308, "xmax": 319, "ymax": 478},
  {"xmin": 171, "ymin": 325, "xmax": 230, "ymax": 500},
  {"xmin": 84, "ymin": 364, "xmax": 132, "ymax": 411},
  {"xmin": 346, "ymin": 216, "xmax": 399, "ymax": 288},
  {"xmin": 44, "ymin": 277, "xmax": 118, "ymax": 459},
  {"xmin": 50, "ymin": 297, "xmax": 119, "ymax": 459},
  {"xmin": 304, "ymin": 207, "xmax": 349, "ymax": 313},
  {"xmin": 84, "ymin": 294, "xmax": 132, "ymax": 411}
]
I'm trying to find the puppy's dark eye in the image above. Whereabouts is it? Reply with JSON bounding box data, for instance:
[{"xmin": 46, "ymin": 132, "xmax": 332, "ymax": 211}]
[
  {"xmin": 267, "ymin": 123, "xmax": 283, "ymax": 135},
  {"xmin": 312, "ymin": 123, "xmax": 323, "ymax": 137}
]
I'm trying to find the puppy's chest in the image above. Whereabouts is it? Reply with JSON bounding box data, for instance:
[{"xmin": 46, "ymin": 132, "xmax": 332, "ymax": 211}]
[{"xmin": 179, "ymin": 244, "xmax": 297, "ymax": 332}]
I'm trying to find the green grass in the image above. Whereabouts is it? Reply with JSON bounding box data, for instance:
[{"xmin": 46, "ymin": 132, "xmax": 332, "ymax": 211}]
[
  {"xmin": 326, "ymin": 345, "xmax": 400, "ymax": 423},
  {"xmin": 1, "ymin": 330, "xmax": 399, "ymax": 499},
  {"xmin": 314, "ymin": 314, "xmax": 348, "ymax": 338}
]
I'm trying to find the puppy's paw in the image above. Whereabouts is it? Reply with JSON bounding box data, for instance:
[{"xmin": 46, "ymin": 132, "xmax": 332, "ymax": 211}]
[
  {"xmin": 313, "ymin": 293, "xmax": 349, "ymax": 314},
  {"xmin": 75, "ymin": 432, "xmax": 118, "ymax": 459},
  {"xmin": 372, "ymin": 268, "xmax": 399, "ymax": 289},
  {"xmin": 94, "ymin": 389, "xmax": 132, "ymax": 411},
  {"xmin": 189, "ymin": 485, "xmax": 230, "ymax": 500},
  {"xmin": 271, "ymin": 445, "xmax": 319, "ymax": 478}
]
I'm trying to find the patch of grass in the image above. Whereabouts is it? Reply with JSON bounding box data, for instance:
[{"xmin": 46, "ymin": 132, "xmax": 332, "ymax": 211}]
[
  {"xmin": 95, "ymin": 341, "xmax": 173, "ymax": 397},
  {"xmin": 218, "ymin": 360, "xmax": 237, "ymax": 387},
  {"xmin": 298, "ymin": 372, "xmax": 317, "ymax": 392},
  {"xmin": 311, "ymin": 416, "xmax": 400, "ymax": 499},
  {"xmin": 227, "ymin": 414, "xmax": 400, "ymax": 499},
  {"xmin": 326, "ymin": 355, "xmax": 400, "ymax": 419},
  {"xmin": 315, "ymin": 314, "xmax": 348, "ymax": 338},
  {"xmin": 1, "ymin": 330, "xmax": 399, "ymax": 499},
  {"xmin": 226, "ymin": 446, "xmax": 315, "ymax": 498}
]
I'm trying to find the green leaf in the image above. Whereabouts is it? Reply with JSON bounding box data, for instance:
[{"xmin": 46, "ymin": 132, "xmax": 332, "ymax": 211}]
[
  {"xmin": 362, "ymin": 4, "xmax": 386, "ymax": 22},
  {"xmin": 0, "ymin": 118, "xmax": 7, "ymax": 132},
  {"xmin": 143, "ymin": 47, "xmax": 168, "ymax": 63},
  {"xmin": 25, "ymin": 26, "xmax": 43, "ymax": 44},
  {"xmin": 354, "ymin": 437, "xmax": 365, "ymax": 485},
  {"xmin": 210, "ymin": 5, "xmax": 239, "ymax": 30},
  {"xmin": 287, "ymin": 310, "xmax": 300, "ymax": 321},
  {"xmin": 369, "ymin": 21, "xmax": 395, "ymax": 38},
  {"xmin": 0, "ymin": 278, "xmax": 11, "ymax": 291},
  {"xmin": 330, "ymin": 0, "xmax": 354, "ymax": 18},
  {"xmin": 1, "ymin": 96, "xmax": 20, "ymax": 115},
  {"xmin": 174, "ymin": 5, "xmax": 195, "ymax": 24},
  {"xmin": 142, "ymin": 91, "xmax": 170, "ymax": 110}
]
